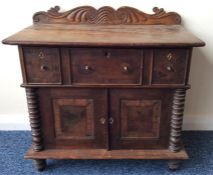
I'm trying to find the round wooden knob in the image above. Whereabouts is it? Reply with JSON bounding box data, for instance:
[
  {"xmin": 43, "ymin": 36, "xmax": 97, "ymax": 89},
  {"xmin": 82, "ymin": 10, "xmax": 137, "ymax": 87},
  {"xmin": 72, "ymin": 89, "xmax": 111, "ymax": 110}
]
[
  {"xmin": 81, "ymin": 65, "xmax": 94, "ymax": 74},
  {"xmin": 121, "ymin": 64, "xmax": 132, "ymax": 73},
  {"xmin": 40, "ymin": 65, "xmax": 48, "ymax": 71},
  {"xmin": 84, "ymin": 65, "xmax": 90, "ymax": 70},
  {"xmin": 100, "ymin": 117, "xmax": 106, "ymax": 125},
  {"xmin": 166, "ymin": 66, "xmax": 172, "ymax": 71},
  {"xmin": 123, "ymin": 66, "xmax": 128, "ymax": 71}
]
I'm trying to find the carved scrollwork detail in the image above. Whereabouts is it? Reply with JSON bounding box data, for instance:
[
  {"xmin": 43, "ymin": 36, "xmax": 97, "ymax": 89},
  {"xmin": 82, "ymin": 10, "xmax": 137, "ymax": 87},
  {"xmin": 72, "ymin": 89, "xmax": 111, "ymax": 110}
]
[
  {"xmin": 33, "ymin": 6, "xmax": 181, "ymax": 25},
  {"xmin": 169, "ymin": 89, "xmax": 186, "ymax": 152},
  {"xmin": 25, "ymin": 88, "xmax": 44, "ymax": 151}
]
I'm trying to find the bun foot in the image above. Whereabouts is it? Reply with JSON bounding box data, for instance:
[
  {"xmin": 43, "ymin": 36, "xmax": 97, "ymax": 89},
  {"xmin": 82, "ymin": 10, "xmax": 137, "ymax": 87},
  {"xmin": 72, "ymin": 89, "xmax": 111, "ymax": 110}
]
[
  {"xmin": 34, "ymin": 159, "xmax": 46, "ymax": 171},
  {"xmin": 168, "ymin": 160, "xmax": 182, "ymax": 170}
]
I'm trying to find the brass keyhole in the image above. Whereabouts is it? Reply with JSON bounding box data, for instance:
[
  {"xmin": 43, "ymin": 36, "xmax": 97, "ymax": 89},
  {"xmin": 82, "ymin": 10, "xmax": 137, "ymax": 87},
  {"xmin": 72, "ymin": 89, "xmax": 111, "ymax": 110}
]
[
  {"xmin": 109, "ymin": 117, "xmax": 114, "ymax": 125},
  {"xmin": 104, "ymin": 51, "xmax": 111, "ymax": 58}
]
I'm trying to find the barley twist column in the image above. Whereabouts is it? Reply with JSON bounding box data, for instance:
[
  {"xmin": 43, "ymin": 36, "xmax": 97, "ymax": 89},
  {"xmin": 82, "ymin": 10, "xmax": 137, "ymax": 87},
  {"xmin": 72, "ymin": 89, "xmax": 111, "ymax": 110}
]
[
  {"xmin": 26, "ymin": 88, "xmax": 46, "ymax": 171},
  {"xmin": 168, "ymin": 89, "xmax": 186, "ymax": 170}
]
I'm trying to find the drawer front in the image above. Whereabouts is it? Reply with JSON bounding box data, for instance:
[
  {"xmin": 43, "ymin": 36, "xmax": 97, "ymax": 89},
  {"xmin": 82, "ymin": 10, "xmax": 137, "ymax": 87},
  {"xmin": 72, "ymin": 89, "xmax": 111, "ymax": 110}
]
[
  {"xmin": 23, "ymin": 47, "xmax": 62, "ymax": 84},
  {"xmin": 70, "ymin": 48, "xmax": 142, "ymax": 84},
  {"xmin": 152, "ymin": 49, "xmax": 189, "ymax": 85}
]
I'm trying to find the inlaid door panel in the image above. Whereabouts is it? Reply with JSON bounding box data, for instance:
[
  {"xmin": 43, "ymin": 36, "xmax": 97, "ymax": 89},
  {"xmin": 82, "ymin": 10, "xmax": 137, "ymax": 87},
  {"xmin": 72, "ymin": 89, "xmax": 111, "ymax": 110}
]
[
  {"xmin": 110, "ymin": 89, "xmax": 173, "ymax": 149},
  {"xmin": 121, "ymin": 99, "xmax": 161, "ymax": 139},
  {"xmin": 38, "ymin": 88, "xmax": 108, "ymax": 149},
  {"xmin": 53, "ymin": 98, "xmax": 95, "ymax": 139}
]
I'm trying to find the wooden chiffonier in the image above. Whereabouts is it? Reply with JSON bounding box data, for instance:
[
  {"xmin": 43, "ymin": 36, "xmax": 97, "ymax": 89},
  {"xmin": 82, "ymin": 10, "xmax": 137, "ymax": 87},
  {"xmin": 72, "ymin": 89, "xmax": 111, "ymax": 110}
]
[{"xmin": 3, "ymin": 6, "xmax": 205, "ymax": 171}]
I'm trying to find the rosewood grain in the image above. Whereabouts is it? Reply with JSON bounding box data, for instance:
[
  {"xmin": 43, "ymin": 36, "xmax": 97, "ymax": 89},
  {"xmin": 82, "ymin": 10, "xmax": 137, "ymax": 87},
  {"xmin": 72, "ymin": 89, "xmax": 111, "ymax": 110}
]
[{"xmin": 2, "ymin": 5, "xmax": 205, "ymax": 171}]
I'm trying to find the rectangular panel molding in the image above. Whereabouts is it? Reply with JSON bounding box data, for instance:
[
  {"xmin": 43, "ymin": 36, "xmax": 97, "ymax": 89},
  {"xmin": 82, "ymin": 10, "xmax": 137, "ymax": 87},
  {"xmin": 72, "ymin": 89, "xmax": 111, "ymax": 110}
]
[
  {"xmin": 53, "ymin": 98, "xmax": 95, "ymax": 139},
  {"xmin": 120, "ymin": 99, "xmax": 161, "ymax": 139}
]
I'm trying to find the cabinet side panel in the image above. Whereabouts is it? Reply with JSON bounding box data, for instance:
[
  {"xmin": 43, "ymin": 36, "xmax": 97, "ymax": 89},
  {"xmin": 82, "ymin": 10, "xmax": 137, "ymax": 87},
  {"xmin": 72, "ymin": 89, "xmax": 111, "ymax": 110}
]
[{"xmin": 18, "ymin": 46, "xmax": 27, "ymax": 83}]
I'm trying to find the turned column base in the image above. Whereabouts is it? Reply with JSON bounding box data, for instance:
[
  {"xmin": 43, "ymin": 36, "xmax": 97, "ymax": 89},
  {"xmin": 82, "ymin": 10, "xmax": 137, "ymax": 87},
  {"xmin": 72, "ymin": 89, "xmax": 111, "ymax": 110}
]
[
  {"xmin": 34, "ymin": 159, "xmax": 46, "ymax": 171},
  {"xmin": 168, "ymin": 159, "xmax": 182, "ymax": 170}
]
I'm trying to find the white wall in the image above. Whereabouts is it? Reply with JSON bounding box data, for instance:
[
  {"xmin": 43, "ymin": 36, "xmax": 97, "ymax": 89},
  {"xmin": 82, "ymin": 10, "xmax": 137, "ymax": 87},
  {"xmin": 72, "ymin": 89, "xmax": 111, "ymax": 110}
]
[{"xmin": 0, "ymin": 0, "xmax": 212, "ymax": 130}]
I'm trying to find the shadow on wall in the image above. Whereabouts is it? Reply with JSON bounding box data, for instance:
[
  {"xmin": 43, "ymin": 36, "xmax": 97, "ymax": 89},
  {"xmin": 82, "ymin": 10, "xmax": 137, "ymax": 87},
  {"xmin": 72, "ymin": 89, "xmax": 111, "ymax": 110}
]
[{"xmin": 185, "ymin": 47, "xmax": 213, "ymax": 121}]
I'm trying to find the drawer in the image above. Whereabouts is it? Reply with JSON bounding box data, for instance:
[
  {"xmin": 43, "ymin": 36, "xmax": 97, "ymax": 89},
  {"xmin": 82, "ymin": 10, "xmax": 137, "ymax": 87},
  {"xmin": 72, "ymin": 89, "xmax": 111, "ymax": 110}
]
[
  {"xmin": 23, "ymin": 47, "xmax": 62, "ymax": 84},
  {"xmin": 152, "ymin": 49, "xmax": 189, "ymax": 85},
  {"xmin": 70, "ymin": 48, "xmax": 142, "ymax": 84}
]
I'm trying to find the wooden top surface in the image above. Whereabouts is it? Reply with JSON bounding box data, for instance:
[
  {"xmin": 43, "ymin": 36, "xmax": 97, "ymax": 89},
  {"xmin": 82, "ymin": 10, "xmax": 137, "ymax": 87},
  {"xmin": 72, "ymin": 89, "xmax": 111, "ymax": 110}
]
[
  {"xmin": 2, "ymin": 24, "xmax": 205, "ymax": 47},
  {"xmin": 2, "ymin": 6, "xmax": 205, "ymax": 47}
]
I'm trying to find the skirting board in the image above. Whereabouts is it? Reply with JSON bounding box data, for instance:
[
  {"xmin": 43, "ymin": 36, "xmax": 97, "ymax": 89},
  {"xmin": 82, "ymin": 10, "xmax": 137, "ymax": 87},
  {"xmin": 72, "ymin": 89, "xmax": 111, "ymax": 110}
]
[
  {"xmin": 182, "ymin": 116, "xmax": 213, "ymax": 130},
  {"xmin": 0, "ymin": 114, "xmax": 30, "ymax": 130},
  {"xmin": 0, "ymin": 114, "xmax": 212, "ymax": 130}
]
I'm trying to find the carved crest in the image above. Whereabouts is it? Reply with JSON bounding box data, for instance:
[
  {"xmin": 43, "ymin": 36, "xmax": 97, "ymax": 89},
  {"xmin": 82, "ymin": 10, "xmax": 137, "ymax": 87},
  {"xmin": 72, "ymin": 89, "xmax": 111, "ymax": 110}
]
[{"xmin": 33, "ymin": 6, "xmax": 181, "ymax": 25}]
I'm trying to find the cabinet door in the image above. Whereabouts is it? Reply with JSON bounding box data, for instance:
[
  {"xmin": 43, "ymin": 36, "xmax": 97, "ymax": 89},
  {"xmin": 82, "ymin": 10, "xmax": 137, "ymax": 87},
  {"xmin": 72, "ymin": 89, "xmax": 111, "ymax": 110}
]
[
  {"xmin": 110, "ymin": 89, "xmax": 173, "ymax": 149},
  {"xmin": 38, "ymin": 88, "xmax": 108, "ymax": 149}
]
